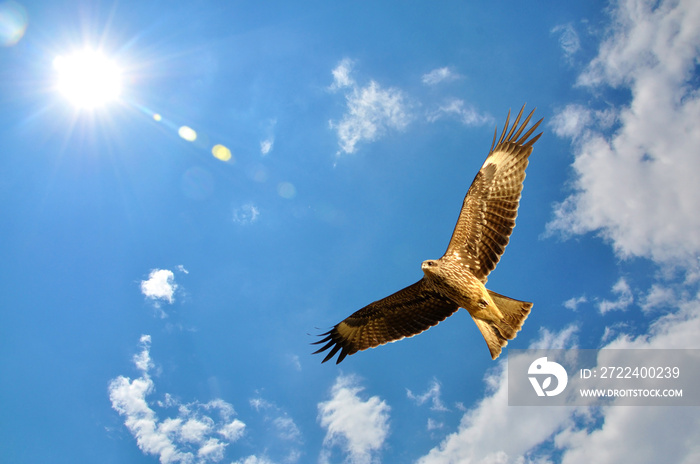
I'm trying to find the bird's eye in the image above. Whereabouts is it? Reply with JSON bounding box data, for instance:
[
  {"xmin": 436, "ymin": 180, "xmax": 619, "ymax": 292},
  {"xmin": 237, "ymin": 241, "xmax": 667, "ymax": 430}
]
[{"xmin": 479, "ymin": 299, "xmax": 488, "ymax": 308}]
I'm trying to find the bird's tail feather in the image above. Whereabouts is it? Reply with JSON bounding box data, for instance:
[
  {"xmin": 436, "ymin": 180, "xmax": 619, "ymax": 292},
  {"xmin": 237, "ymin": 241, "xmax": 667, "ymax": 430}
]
[{"xmin": 473, "ymin": 290, "xmax": 532, "ymax": 360}]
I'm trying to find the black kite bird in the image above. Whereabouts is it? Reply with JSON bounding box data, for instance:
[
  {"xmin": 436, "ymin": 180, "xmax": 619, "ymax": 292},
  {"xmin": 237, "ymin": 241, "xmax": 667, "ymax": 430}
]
[{"xmin": 314, "ymin": 105, "xmax": 543, "ymax": 364}]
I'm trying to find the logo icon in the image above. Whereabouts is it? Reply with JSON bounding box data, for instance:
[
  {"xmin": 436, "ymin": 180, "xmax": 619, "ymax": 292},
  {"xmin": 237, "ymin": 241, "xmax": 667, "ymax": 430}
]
[{"xmin": 528, "ymin": 357, "xmax": 568, "ymax": 397}]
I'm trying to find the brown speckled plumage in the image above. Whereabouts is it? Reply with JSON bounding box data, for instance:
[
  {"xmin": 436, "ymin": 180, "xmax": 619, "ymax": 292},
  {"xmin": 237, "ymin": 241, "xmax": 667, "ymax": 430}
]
[{"xmin": 314, "ymin": 105, "xmax": 543, "ymax": 364}]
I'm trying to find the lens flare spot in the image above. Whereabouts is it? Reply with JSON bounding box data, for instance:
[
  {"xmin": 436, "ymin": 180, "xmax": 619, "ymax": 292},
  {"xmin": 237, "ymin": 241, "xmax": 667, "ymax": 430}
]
[
  {"xmin": 0, "ymin": 1, "xmax": 28, "ymax": 47},
  {"xmin": 278, "ymin": 182, "xmax": 296, "ymax": 199},
  {"xmin": 212, "ymin": 144, "xmax": 232, "ymax": 162},
  {"xmin": 178, "ymin": 126, "xmax": 197, "ymax": 142},
  {"xmin": 233, "ymin": 203, "xmax": 260, "ymax": 224},
  {"xmin": 54, "ymin": 49, "xmax": 122, "ymax": 108},
  {"xmin": 153, "ymin": 113, "xmax": 162, "ymax": 122},
  {"xmin": 246, "ymin": 164, "xmax": 268, "ymax": 183}
]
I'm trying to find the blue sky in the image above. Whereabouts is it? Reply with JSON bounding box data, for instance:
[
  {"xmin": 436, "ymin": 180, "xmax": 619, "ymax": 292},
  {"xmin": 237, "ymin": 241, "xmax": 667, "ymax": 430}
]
[{"xmin": 2, "ymin": 0, "xmax": 700, "ymax": 463}]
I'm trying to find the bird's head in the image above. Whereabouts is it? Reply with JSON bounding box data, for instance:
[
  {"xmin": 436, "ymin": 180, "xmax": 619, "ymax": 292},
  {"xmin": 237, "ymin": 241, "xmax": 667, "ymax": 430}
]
[{"xmin": 421, "ymin": 259, "xmax": 439, "ymax": 276}]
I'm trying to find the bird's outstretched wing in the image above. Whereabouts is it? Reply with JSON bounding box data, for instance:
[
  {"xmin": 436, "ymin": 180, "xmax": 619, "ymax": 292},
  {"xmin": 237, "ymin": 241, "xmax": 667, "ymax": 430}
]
[
  {"xmin": 312, "ymin": 280, "xmax": 459, "ymax": 364},
  {"xmin": 444, "ymin": 105, "xmax": 543, "ymax": 283}
]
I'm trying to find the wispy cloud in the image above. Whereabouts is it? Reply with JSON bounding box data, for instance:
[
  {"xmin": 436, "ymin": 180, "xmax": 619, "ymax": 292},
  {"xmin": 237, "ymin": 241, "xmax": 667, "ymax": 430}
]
[
  {"xmin": 406, "ymin": 378, "xmax": 449, "ymax": 412},
  {"xmin": 600, "ymin": 321, "xmax": 631, "ymax": 344},
  {"xmin": 547, "ymin": 0, "xmax": 700, "ymax": 266},
  {"xmin": 232, "ymin": 456, "xmax": 276, "ymax": 464},
  {"xmin": 329, "ymin": 59, "xmax": 411, "ymax": 155},
  {"xmin": 247, "ymin": 395, "xmax": 302, "ymax": 462},
  {"xmin": 598, "ymin": 277, "xmax": 634, "ymax": 314},
  {"xmin": 564, "ymin": 295, "xmax": 588, "ymax": 311},
  {"xmin": 426, "ymin": 418, "xmax": 444, "ymax": 431},
  {"xmin": 552, "ymin": 23, "xmax": 581, "ymax": 61},
  {"xmin": 108, "ymin": 336, "xmax": 246, "ymax": 464},
  {"xmin": 329, "ymin": 58, "xmax": 356, "ymax": 90},
  {"xmin": 273, "ymin": 416, "xmax": 301, "ymax": 442},
  {"xmin": 249, "ymin": 397, "xmax": 274, "ymax": 412},
  {"xmin": 421, "ymin": 67, "xmax": 460, "ymax": 85},
  {"xmin": 248, "ymin": 394, "xmax": 303, "ymax": 454},
  {"xmin": 260, "ymin": 118, "xmax": 276, "ymax": 156},
  {"xmin": 426, "ymin": 99, "xmax": 494, "ymax": 127},
  {"xmin": 317, "ymin": 374, "xmax": 391, "ymax": 464}
]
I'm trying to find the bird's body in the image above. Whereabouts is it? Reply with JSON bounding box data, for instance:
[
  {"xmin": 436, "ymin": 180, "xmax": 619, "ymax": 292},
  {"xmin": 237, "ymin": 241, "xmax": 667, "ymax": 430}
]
[
  {"xmin": 421, "ymin": 259, "xmax": 500, "ymax": 323},
  {"xmin": 314, "ymin": 105, "xmax": 543, "ymax": 364}
]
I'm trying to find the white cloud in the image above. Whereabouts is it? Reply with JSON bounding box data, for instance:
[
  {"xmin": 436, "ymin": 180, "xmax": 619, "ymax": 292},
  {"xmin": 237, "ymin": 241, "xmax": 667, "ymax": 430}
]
[
  {"xmin": 317, "ymin": 374, "xmax": 391, "ymax": 464},
  {"xmin": 329, "ymin": 59, "xmax": 411, "ymax": 155},
  {"xmin": 421, "ymin": 67, "xmax": 460, "ymax": 85},
  {"xmin": 406, "ymin": 379, "xmax": 449, "ymax": 412},
  {"xmin": 598, "ymin": 277, "xmax": 634, "ymax": 314},
  {"xmin": 563, "ymin": 295, "xmax": 588, "ymax": 311},
  {"xmin": 133, "ymin": 334, "xmax": 154, "ymax": 370},
  {"xmin": 426, "ymin": 99, "xmax": 494, "ymax": 127},
  {"xmin": 249, "ymin": 395, "xmax": 301, "ymax": 442},
  {"xmin": 549, "ymin": 104, "xmax": 616, "ymax": 140},
  {"xmin": 218, "ymin": 420, "xmax": 246, "ymax": 442},
  {"xmin": 552, "ymin": 23, "xmax": 581, "ymax": 60},
  {"xmin": 180, "ymin": 418, "xmax": 213, "ymax": 443},
  {"xmin": 330, "ymin": 58, "xmax": 356, "ymax": 90},
  {"xmin": 197, "ymin": 438, "xmax": 226, "ymax": 462},
  {"xmin": 247, "ymin": 395, "xmax": 302, "ymax": 462},
  {"xmin": 273, "ymin": 416, "xmax": 301, "ymax": 442},
  {"xmin": 426, "ymin": 418, "xmax": 444, "ymax": 431},
  {"xmin": 641, "ymin": 283, "xmax": 675, "ymax": 312},
  {"xmin": 550, "ymin": 104, "xmax": 591, "ymax": 138},
  {"xmin": 141, "ymin": 269, "xmax": 178, "ymax": 305},
  {"xmin": 260, "ymin": 138, "xmax": 274, "ymax": 155},
  {"xmin": 547, "ymin": 0, "xmax": 700, "ymax": 265},
  {"xmin": 600, "ymin": 321, "xmax": 630, "ymax": 344},
  {"xmin": 260, "ymin": 119, "xmax": 276, "ymax": 156},
  {"xmin": 528, "ymin": 324, "xmax": 579, "ymax": 351},
  {"xmin": 249, "ymin": 397, "xmax": 273, "ymax": 412},
  {"xmin": 108, "ymin": 336, "xmax": 246, "ymax": 464},
  {"xmin": 233, "ymin": 456, "xmax": 276, "ymax": 464}
]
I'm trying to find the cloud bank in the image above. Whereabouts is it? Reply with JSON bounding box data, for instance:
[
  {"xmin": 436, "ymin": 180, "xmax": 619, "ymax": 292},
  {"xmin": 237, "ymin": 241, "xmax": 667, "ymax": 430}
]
[{"xmin": 547, "ymin": 0, "xmax": 700, "ymax": 265}]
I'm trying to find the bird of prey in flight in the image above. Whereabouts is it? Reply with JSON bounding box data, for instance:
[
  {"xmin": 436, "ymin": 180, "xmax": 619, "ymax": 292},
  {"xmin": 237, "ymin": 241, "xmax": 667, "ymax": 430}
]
[{"xmin": 314, "ymin": 105, "xmax": 543, "ymax": 364}]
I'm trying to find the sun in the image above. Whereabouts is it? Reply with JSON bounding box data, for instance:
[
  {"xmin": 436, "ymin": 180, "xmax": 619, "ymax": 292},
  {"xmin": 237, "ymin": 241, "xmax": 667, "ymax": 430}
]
[{"xmin": 53, "ymin": 49, "xmax": 123, "ymax": 109}]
